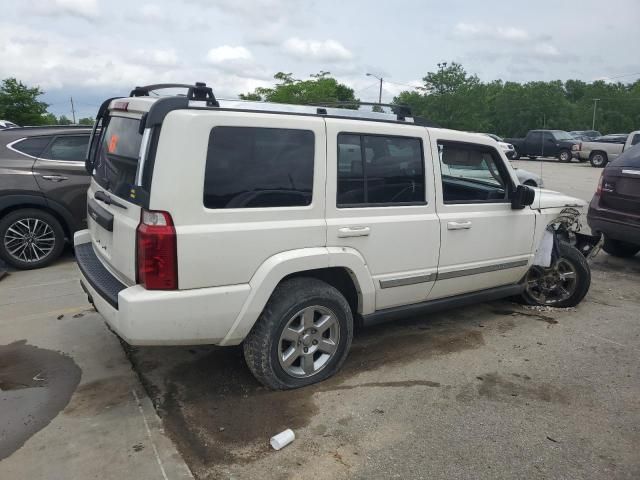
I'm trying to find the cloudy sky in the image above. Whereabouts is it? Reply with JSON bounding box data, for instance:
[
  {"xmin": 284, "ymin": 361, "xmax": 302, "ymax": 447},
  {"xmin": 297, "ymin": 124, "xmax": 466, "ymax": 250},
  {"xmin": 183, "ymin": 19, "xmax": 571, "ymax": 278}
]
[{"xmin": 2, "ymin": 0, "xmax": 639, "ymax": 119}]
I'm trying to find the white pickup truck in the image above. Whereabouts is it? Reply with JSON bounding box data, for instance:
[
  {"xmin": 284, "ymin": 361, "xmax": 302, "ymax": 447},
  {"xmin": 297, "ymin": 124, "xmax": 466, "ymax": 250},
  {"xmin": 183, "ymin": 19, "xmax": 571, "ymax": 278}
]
[{"xmin": 576, "ymin": 131, "xmax": 640, "ymax": 167}]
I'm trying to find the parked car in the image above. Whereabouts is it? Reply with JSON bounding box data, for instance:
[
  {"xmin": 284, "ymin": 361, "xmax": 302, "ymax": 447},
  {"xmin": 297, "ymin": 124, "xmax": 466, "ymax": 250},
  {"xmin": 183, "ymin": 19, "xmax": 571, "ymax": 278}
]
[
  {"xmin": 0, "ymin": 120, "xmax": 20, "ymax": 130},
  {"xmin": 505, "ymin": 130, "xmax": 580, "ymax": 162},
  {"xmin": 576, "ymin": 131, "xmax": 640, "ymax": 167},
  {"xmin": 588, "ymin": 144, "xmax": 640, "ymax": 257},
  {"xmin": 0, "ymin": 126, "xmax": 92, "ymax": 269},
  {"xmin": 482, "ymin": 133, "xmax": 516, "ymax": 158},
  {"xmin": 479, "ymin": 133, "xmax": 543, "ymax": 186},
  {"xmin": 570, "ymin": 130, "xmax": 602, "ymax": 141},
  {"xmin": 75, "ymin": 83, "xmax": 600, "ymax": 390}
]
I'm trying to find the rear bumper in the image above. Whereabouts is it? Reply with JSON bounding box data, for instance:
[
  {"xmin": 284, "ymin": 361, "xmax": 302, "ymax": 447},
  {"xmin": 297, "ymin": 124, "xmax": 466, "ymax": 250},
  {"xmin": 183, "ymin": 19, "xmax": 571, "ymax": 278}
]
[
  {"xmin": 74, "ymin": 231, "xmax": 251, "ymax": 346},
  {"xmin": 588, "ymin": 203, "xmax": 640, "ymax": 245}
]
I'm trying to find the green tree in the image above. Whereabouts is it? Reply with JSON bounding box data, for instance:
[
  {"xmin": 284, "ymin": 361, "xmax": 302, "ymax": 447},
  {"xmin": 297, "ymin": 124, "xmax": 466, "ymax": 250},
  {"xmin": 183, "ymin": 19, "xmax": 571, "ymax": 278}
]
[
  {"xmin": 240, "ymin": 71, "xmax": 358, "ymax": 108},
  {"xmin": 78, "ymin": 117, "xmax": 95, "ymax": 125},
  {"xmin": 0, "ymin": 78, "xmax": 49, "ymax": 125},
  {"xmin": 57, "ymin": 115, "xmax": 72, "ymax": 125},
  {"xmin": 42, "ymin": 113, "xmax": 59, "ymax": 125}
]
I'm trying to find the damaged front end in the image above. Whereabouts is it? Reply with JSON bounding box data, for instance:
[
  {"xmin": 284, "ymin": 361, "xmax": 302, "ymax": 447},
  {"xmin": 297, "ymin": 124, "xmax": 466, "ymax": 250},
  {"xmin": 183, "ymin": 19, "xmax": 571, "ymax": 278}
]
[{"xmin": 534, "ymin": 208, "xmax": 603, "ymax": 268}]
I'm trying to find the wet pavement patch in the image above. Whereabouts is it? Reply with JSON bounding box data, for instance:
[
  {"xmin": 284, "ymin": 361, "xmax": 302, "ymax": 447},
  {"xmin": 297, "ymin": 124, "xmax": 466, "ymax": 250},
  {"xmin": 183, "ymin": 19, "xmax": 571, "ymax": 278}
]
[
  {"xmin": 129, "ymin": 314, "xmax": 487, "ymax": 474},
  {"xmin": 0, "ymin": 341, "xmax": 81, "ymax": 461}
]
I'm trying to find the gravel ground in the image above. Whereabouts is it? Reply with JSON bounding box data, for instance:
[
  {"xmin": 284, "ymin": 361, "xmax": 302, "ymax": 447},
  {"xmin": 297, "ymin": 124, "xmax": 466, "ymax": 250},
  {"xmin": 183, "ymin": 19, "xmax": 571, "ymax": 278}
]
[{"xmin": 128, "ymin": 161, "xmax": 639, "ymax": 479}]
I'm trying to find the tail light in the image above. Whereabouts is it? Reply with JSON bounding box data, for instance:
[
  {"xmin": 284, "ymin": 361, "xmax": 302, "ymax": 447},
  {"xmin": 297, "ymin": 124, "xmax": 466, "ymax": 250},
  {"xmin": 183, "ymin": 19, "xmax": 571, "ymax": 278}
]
[
  {"xmin": 136, "ymin": 209, "xmax": 178, "ymax": 290},
  {"xmin": 596, "ymin": 172, "xmax": 604, "ymax": 196}
]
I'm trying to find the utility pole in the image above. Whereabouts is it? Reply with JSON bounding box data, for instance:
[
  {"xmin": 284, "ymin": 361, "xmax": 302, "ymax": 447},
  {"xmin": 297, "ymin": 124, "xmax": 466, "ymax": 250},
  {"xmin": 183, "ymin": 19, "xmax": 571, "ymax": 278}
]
[
  {"xmin": 592, "ymin": 98, "xmax": 600, "ymax": 130},
  {"xmin": 366, "ymin": 73, "xmax": 383, "ymax": 103},
  {"xmin": 70, "ymin": 97, "xmax": 76, "ymax": 124}
]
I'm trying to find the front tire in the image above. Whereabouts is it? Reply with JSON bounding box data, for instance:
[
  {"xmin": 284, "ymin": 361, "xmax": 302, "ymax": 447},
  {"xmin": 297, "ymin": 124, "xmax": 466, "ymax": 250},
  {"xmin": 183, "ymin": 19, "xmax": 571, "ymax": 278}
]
[
  {"xmin": 243, "ymin": 277, "xmax": 354, "ymax": 390},
  {"xmin": 589, "ymin": 151, "xmax": 608, "ymax": 168},
  {"xmin": 603, "ymin": 237, "xmax": 640, "ymax": 257},
  {"xmin": 521, "ymin": 242, "xmax": 590, "ymax": 308},
  {"xmin": 0, "ymin": 209, "xmax": 65, "ymax": 270},
  {"xmin": 558, "ymin": 149, "xmax": 572, "ymax": 163}
]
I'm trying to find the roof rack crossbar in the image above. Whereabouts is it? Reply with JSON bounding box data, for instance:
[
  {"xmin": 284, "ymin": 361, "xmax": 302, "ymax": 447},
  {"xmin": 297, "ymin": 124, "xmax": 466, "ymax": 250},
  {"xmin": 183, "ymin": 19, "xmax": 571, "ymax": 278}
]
[{"xmin": 130, "ymin": 82, "xmax": 219, "ymax": 107}]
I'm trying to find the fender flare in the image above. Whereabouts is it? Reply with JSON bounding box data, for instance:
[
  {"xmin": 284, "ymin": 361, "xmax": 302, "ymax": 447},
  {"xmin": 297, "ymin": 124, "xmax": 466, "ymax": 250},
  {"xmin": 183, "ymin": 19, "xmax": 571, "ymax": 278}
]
[{"xmin": 219, "ymin": 247, "xmax": 375, "ymax": 346}]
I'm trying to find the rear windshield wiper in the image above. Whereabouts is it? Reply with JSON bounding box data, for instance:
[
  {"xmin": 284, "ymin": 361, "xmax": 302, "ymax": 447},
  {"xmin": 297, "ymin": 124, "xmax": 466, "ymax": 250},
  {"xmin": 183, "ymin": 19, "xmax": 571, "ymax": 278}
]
[{"xmin": 95, "ymin": 190, "xmax": 128, "ymax": 209}]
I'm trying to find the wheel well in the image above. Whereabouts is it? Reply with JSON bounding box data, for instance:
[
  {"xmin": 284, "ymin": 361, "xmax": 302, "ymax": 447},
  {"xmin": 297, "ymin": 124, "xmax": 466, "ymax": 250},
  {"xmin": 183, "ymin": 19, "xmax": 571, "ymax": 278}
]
[
  {"xmin": 590, "ymin": 150, "xmax": 607, "ymax": 158},
  {"xmin": 283, "ymin": 267, "xmax": 361, "ymax": 317},
  {"xmin": 0, "ymin": 203, "xmax": 71, "ymax": 240}
]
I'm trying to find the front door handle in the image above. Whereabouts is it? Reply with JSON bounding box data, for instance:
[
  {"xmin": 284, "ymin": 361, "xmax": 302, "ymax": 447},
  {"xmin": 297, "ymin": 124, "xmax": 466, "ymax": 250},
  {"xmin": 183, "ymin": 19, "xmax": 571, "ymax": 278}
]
[
  {"xmin": 337, "ymin": 226, "xmax": 371, "ymax": 238},
  {"xmin": 41, "ymin": 174, "xmax": 69, "ymax": 182},
  {"xmin": 447, "ymin": 221, "xmax": 472, "ymax": 230}
]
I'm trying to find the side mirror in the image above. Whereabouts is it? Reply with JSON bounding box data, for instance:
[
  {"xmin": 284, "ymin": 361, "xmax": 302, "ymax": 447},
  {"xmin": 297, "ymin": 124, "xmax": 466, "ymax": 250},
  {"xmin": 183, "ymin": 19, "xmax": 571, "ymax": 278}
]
[{"xmin": 511, "ymin": 184, "xmax": 535, "ymax": 209}]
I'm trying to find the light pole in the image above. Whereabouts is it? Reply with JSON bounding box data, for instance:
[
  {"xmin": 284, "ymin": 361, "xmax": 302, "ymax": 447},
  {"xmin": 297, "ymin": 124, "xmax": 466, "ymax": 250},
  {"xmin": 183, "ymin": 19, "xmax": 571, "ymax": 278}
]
[
  {"xmin": 366, "ymin": 73, "xmax": 383, "ymax": 104},
  {"xmin": 592, "ymin": 98, "xmax": 600, "ymax": 130}
]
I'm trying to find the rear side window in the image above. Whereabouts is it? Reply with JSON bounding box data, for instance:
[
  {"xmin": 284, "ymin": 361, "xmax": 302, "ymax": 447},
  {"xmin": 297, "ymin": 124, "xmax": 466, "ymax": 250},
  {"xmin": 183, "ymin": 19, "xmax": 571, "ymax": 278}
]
[
  {"xmin": 11, "ymin": 136, "xmax": 51, "ymax": 157},
  {"xmin": 42, "ymin": 135, "xmax": 89, "ymax": 161},
  {"xmin": 204, "ymin": 127, "xmax": 314, "ymax": 209},
  {"xmin": 93, "ymin": 116, "xmax": 142, "ymax": 199},
  {"xmin": 337, "ymin": 133, "xmax": 425, "ymax": 207},
  {"xmin": 631, "ymin": 134, "xmax": 640, "ymax": 146}
]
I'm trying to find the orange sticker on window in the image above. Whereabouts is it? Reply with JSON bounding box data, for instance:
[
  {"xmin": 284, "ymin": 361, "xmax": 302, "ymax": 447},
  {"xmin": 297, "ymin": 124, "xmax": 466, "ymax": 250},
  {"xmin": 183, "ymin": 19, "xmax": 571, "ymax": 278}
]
[{"xmin": 108, "ymin": 134, "xmax": 119, "ymax": 153}]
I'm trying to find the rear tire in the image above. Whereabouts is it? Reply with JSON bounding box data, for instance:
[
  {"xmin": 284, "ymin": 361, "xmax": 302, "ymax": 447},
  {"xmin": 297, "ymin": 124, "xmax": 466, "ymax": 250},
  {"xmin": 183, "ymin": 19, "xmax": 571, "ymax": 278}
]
[
  {"xmin": 589, "ymin": 151, "xmax": 608, "ymax": 168},
  {"xmin": 603, "ymin": 237, "xmax": 640, "ymax": 257},
  {"xmin": 528, "ymin": 156, "xmax": 538, "ymax": 160},
  {"xmin": 523, "ymin": 180, "xmax": 538, "ymax": 187},
  {"xmin": 520, "ymin": 242, "xmax": 590, "ymax": 308},
  {"xmin": 0, "ymin": 208, "xmax": 65, "ymax": 270},
  {"xmin": 558, "ymin": 149, "xmax": 572, "ymax": 163},
  {"xmin": 243, "ymin": 277, "xmax": 354, "ymax": 390}
]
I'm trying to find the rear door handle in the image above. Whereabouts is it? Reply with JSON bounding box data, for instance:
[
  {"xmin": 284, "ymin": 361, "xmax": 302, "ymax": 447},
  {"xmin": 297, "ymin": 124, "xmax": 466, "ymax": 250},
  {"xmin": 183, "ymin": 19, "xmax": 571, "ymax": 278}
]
[
  {"xmin": 41, "ymin": 175, "xmax": 68, "ymax": 182},
  {"xmin": 337, "ymin": 226, "xmax": 371, "ymax": 238},
  {"xmin": 447, "ymin": 221, "xmax": 472, "ymax": 230}
]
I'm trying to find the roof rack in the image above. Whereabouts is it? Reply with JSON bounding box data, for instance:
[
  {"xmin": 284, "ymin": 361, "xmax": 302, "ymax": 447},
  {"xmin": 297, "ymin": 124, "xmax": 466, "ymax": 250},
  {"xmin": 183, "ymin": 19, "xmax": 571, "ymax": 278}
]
[{"xmin": 130, "ymin": 82, "xmax": 219, "ymax": 107}]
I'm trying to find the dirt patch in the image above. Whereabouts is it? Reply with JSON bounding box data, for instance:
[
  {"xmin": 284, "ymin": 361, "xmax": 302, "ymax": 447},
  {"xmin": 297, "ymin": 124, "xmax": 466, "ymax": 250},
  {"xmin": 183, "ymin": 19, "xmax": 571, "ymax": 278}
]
[
  {"xmin": 0, "ymin": 341, "xmax": 81, "ymax": 461},
  {"xmin": 473, "ymin": 372, "xmax": 569, "ymax": 404},
  {"xmin": 64, "ymin": 377, "xmax": 132, "ymax": 416},
  {"xmin": 492, "ymin": 308, "xmax": 558, "ymax": 325}
]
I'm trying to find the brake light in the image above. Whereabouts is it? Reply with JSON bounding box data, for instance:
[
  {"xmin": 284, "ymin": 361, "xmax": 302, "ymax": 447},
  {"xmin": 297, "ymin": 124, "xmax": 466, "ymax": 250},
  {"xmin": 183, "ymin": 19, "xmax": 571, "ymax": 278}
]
[
  {"xmin": 136, "ymin": 210, "xmax": 178, "ymax": 290},
  {"xmin": 112, "ymin": 101, "xmax": 129, "ymax": 111},
  {"xmin": 596, "ymin": 172, "xmax": 604, "ymax": 196}
]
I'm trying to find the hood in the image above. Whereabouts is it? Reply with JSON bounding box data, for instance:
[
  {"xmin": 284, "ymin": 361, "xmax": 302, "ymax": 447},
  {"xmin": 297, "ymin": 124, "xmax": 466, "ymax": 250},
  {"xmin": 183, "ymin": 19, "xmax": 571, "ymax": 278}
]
[{"xmin": 532, "ymin": 188, "xmax": 587, "ymax": 210}]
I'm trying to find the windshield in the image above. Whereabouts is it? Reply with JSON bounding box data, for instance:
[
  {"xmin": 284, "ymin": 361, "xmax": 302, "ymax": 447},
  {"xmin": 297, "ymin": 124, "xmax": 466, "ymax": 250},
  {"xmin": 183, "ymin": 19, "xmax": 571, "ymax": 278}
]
[
  {"xmin": 92, "ymin": 116, "xmax": 142, "ymax": 199},
  {"xmin": 552, "ymin": 131, "xmax": 574, "ymax": 141}
]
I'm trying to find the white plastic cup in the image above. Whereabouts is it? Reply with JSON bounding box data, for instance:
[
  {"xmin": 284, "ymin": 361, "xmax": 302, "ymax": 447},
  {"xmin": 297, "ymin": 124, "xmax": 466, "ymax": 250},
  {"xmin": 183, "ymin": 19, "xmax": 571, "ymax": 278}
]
[{"xmin": 270, "ymin": 429, "xmax": 295, "ymax": 450}]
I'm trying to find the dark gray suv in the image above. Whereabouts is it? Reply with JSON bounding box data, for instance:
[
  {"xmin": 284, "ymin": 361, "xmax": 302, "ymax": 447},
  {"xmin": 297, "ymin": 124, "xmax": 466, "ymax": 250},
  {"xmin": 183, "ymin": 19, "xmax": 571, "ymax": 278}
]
[{"xmin": 0, "ymin": 126, "xmax": 91, "ymax": 269}]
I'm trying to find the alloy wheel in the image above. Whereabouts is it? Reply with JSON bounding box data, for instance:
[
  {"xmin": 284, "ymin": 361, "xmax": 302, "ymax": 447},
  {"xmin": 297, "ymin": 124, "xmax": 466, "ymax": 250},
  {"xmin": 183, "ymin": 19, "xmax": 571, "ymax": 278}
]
[
  {"xmin": 524, "ymin": 258, "xmax": 578, "ymax": 305},
  {"xmin": 3, "ymin": 217, "xmax": 56, "ymax": 263},
  {"xmin": 278, "ymin": 305, "xmax": 340, "ymax": 378}
]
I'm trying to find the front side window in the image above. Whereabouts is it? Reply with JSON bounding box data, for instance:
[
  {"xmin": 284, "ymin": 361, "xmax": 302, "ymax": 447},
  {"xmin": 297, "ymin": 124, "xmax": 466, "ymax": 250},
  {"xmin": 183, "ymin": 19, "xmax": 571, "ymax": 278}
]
[
  {"xmin": 438, "ymin": 142, "xmax": 511, "ymax": 204},
  {"xmin": 43, "ymin": 135, "xmax": 89, "ymax": 161},
  {"xmin": 337, "ymin": 133, "xmax": 425, "ymax": 207},
  {"xmin": 204, "ymin": 127, "xmax": 314, "ymax": 209},
  {"xmin": 631, "ymin": 134, "xmax": 640, "ymax": 146}
]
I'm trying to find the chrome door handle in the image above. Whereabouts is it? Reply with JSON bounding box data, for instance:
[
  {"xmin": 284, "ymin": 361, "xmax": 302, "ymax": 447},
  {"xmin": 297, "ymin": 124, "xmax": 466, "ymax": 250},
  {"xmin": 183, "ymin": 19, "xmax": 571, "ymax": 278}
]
[
  {"xmin": 447, "ymin": 221, "xmax": 472, "ymax": 230},
  {"xmin": 41, "ymin": 175, "xmax": 69, "ymax": 182},
  {"xmin": 337, "ymin": 226, "xmax": 371, "ymax": 238}
]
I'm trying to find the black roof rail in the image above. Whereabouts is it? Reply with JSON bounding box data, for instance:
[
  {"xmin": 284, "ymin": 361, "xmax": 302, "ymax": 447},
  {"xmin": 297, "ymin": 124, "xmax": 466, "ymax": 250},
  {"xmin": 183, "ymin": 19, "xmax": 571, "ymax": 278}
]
[
  {"xmin": 307, "ymin": 101, "xmax": 413, "ymax": 121},
  {"xmin": 129, "ymin": 82, "xmax": 219, "ymax": 107}
]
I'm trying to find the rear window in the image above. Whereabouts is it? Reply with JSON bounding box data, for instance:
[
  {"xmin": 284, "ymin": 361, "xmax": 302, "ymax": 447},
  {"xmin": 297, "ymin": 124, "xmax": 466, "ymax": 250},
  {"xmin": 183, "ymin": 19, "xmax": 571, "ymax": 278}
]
[
  {"xmin": 203, "ymin": 127, "xmax": 314, "ymax": 209},
  {"xmin": 92, "ymin": 116, "xmax": 142, "ymax": 199},
  {"xmin": 11, "ymin": 136, "xmax": 51, "ymax": 157}
]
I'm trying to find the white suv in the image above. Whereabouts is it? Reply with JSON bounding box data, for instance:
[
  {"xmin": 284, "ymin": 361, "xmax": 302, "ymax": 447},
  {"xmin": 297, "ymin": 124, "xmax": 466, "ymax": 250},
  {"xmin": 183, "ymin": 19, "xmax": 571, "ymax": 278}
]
[{"xmin": 75, "ymin": 83, "xmax": 601, "ymax": 389}]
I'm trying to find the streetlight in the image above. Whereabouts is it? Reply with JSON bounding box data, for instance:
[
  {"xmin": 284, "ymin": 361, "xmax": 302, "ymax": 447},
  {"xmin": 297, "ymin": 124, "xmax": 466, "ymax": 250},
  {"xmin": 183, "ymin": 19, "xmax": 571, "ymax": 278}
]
[
  {"xmin": 592, "ymin": 98, "xmax": 600, "ymax": 130},
  {"xmin": 366, "ymin": 73, "xmax": 383, "ymax": 104}
]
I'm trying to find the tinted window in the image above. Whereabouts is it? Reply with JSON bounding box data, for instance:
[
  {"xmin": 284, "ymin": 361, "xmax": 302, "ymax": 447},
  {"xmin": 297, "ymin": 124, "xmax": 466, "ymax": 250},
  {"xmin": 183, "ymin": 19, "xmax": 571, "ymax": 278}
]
[
  {"xmin": 528, "ymin": 132, "xmax": 542, "ymax": 143},
  {"xmin": 43, "ymin": 135, "xmax": 89, "ymax": 161},
  {"xmin": 92, "ymin": 116, "xmax": 143, "ymax": 199},
  {"xmin": 631, "ymin": 134, "xmax": 640, "ymax": 146},
  {"xmin": 11, "ymin": 136, "xmax": 51, "ymax": 157},
  {"xmin": 337, "ymin": 134, "xmax": 425, "ymax": 207},
  {"xmin": 438, "ymin": 142, "xmax": 511, "ymax": 203},
  {"xmin": 204, "ymin": 127, "xmax": 314, "ymax": 209}
]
